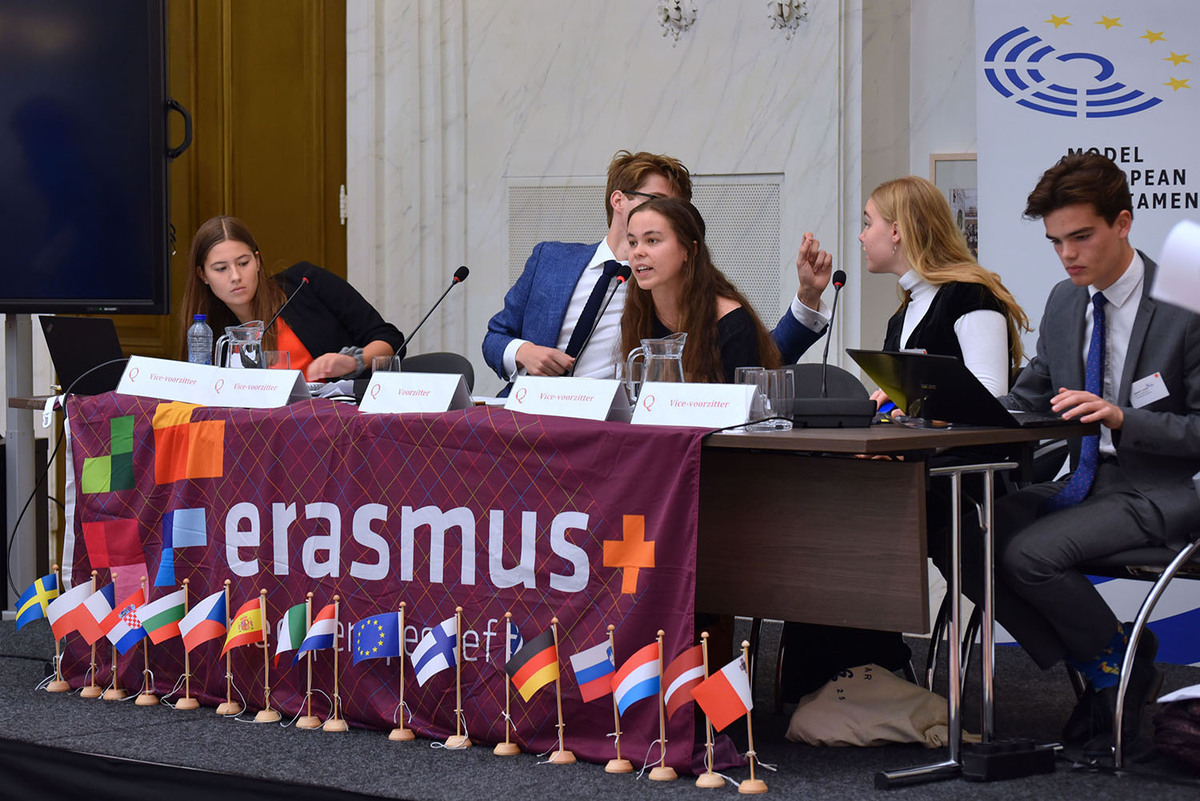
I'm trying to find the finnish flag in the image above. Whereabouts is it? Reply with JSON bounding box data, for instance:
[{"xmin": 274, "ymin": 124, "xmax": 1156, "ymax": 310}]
[{"xmin": 412, "ymin": 616, "xmax": 458, "ymax": 686}]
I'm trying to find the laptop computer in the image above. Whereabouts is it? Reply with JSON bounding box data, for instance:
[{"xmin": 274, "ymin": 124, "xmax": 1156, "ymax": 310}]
[
  {"xmin": 846, "ymin": 349, "xmax": 1079, "ymax": 428},
  {"xmin": 39, "ymin": 316, "xmax": 127, "ymax": 395}
]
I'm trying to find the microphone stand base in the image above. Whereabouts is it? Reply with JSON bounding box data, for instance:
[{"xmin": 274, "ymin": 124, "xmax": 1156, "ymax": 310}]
[{"xmin": 790, "ymin": 398, "xmax": 876, "ymax": 429}]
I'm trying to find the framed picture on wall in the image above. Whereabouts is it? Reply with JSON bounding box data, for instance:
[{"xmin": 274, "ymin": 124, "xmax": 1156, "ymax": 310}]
[{"xmin": 930, "ymin": 153, "xmax": 978, "ymax": 257}]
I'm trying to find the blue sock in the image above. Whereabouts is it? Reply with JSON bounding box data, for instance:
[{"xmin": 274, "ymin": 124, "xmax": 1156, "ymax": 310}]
[{"xmin": 1067, "ymin": 623, "xmax": 1128, "ymax": 690}]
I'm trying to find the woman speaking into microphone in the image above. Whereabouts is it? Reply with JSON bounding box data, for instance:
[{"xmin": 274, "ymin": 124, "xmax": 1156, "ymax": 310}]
[{"xmin": 178, "ymin": 215, "xmax": 403, "ymax": 380}]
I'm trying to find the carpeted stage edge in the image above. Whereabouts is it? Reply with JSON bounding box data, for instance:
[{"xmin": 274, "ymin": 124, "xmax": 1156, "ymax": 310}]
[{"xmin": 3, "ymin": 617, "xmax": 1200, "ymax": 801}]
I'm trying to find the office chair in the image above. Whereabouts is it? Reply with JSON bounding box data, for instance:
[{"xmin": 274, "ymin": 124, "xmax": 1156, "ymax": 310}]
[{"xmin": 400, "ymin": 352, "xmax": 475, "ymax": 393}]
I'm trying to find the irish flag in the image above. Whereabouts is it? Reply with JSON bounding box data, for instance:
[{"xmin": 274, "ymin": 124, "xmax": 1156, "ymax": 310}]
[
  {"xmin": 691, "ymin": 654, "xmax": 753, "ymax": 732},
  {"xmin": 179, "ymin": 590, "xmax": 226, "ymax": 652},
  {"xmin": 139, "ymin": 589, "xmax": 186, "ymax": 644}
]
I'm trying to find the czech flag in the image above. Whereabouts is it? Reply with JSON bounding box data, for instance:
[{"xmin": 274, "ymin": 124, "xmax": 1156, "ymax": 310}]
[
  {"xmin": 295, "ymin": 603, "xmax": 338, "ymax": 660},
  {"xmin": 663, "ymin": 644, "xmax": 704, "ymax": 719},
  {"xmin": 101, "ymin": 589, "xmax": 148, "ymax": 654},
  {"xmin": 78, "ymin": 584, "xmax": 117, "ymax": 645},
  {"xmin": 569, "ymin": 640, "xmax": 615, "ymax": 703},
  {"xmin": 220, "ymin": 598, "xmax": 265, "ymax": 656},
  {"xmin": 506, "ymin": 629, "xmax": 559, "ymax": 702},
  {"xmin": 612, "ymin": 641, "xmax": 659, "ymax": 716},
  {"xmin": 15, "ymin": 573, "xmax": 58, "ymax": 630},
  {"xmin": 179, "ymin": 590, "xmax": 227, "ymax": 652},
  {"xmin": 691, "ymin": 654, "xmax": 753, "ymax": 732}
]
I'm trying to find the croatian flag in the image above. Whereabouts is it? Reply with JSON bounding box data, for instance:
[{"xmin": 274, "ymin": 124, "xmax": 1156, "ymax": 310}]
[
  {"xmin": 569, "ymin": 640, "xmax": 616, "ymax": 703},
  {"xmin": 691, "ymin": 654, "xmax": 753, "ymax": 732},
  {"xmin": 179, "ymin": 590, "xmax": 227, "ymax": 653},
  {"xmin": 78, "ymin": 583, "xmax": 117, "ymax": 645},
  {"xmin": 102, "ymin": 589, "xmax": 148, "ymax": 654},
  {"xmin": 295, "ymin": 603, "xmax": 338, "ymax": 660},
  {"xmin": 412, "ymin": 616, "xmax": 457, "ymax": 686},
  {"xmin": 612, "ymin": 641, "xmax": 660, "ymax": 715}
]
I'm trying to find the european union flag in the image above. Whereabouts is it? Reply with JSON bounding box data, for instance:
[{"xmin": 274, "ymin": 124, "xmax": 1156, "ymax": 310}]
[
  {"xmin": 16, "ymin": 574, "xmax": 58, "ymax": 630},
  {"xmin": 351, "ymin": 612, "xmax": 402, "ymax": 665}
]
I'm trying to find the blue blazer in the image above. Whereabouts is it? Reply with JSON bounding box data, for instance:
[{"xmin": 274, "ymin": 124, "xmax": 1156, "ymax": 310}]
[{"xmin": 482, "ymin": 240, "xmax": 826, "ymax": 380}]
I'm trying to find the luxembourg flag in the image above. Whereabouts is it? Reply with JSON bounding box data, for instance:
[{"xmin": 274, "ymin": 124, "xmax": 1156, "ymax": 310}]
[
  {"xmin": 295, "ymin": 603, "xmax": 338, "ymax": 660},
  {"xmin": 612, "ymin": 641, "xmax": 660, "ymax": 716},
  {"xmin": 102, "ymin": 589, "xmax": 148, "ymax": 654},
  {"xmin": 179, "ymin": 590, "xmax": 227, "ymax": 653},
  {"xmin": 691, "ymin": 653, "xmax": 753, "ymax": 732},
  {"xmin": 569, "ymin": 640, "xmax": 616, "ymax": 703}
]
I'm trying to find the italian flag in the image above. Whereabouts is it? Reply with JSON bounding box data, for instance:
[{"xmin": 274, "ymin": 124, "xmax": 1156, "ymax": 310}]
[{"xmin": 274, "ymin": 602, "xmax": 308, "ymax": 666}]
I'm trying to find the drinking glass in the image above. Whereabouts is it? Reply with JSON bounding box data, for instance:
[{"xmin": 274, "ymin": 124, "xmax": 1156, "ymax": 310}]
[{"xmin": 372, "ymin": 355, "xmax": 402, "ymax": 373}]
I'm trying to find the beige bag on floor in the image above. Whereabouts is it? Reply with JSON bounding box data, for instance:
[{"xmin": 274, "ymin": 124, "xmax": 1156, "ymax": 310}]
[{"xmin": 785, "ymin": 664, "xmax": 949, "ymax": 748}]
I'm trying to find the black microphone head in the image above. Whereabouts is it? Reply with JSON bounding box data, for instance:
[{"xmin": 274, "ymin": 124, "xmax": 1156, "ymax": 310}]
[
  {"xmin": 832, "ymin": 269, "xmax": 847, "ymax": 289},
  {"xmin": 615, "ymin": 264, "xmax": 632, "ymax": 282},
  {"xmin": 453, "ymin": 265, "xmax": 469, "ymax": 283}
]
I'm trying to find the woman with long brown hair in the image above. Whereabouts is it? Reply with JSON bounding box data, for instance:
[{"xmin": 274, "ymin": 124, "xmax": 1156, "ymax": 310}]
[
  {"xmin": 620, "ymin": 197, "xmax": 780, "ymax": 382},
  {"xmin": 178, "ymin": 216, "xmax": 403, "ymax": 380}
]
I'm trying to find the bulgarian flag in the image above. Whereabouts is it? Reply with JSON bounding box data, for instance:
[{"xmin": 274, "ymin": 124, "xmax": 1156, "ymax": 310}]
[
  {"xmin": 691, "ymin": 653, "xmax": 753, "ymax": 732},
  {"xmin": 220, "ymin": 598, "xmax": 264, "ymax": 656},
  {"xmin": 179, "ymin": 590, "xmax": 226, "ymax": 653},
  {"xmin": 139, "ymin": 589, "xmax": 186, "ymax": 644},
  {"xmin": 274, "ymin": 602, "xmax": 308, "ymax": 667}
]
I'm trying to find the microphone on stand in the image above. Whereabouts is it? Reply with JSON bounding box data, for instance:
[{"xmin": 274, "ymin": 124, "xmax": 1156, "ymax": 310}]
[
  {"xmin": 397, "ymin": 266, "xmax": 470, "ymax": 356},
  {"xmin": 244, "ymin": 276, "xmax": 310, "ymax": 367},
  {"xmin": 567, "ymin": 265, "xmax": 632, "ymax": 376},
  {"xmin": 819, "ymin": 270, "xmax": 847, "ymax": 398}
]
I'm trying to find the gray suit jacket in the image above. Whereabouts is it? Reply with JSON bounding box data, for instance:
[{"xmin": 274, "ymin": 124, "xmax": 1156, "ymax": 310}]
[{"xmin": 1003, "ymin": 254, "xmax": 1200, "ymax": 548}]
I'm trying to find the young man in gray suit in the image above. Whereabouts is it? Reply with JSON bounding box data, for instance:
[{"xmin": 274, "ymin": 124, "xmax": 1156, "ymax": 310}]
[{"xmin": 990, "ymin": 152, "xmax": 1200, "ymax": 751}]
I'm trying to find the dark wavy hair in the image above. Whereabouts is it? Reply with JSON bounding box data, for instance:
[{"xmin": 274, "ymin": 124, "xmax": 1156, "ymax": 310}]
[
  {"xmin": 1024, "ymin": 151, "xmax": 1133, "ymax": 225},
  {"xmin": 177, "ymin": 215, "xmax": 286, "ymax": 358},
  {"xmin": 620, "ymin": 197, "xmax": 780, "ymax": 383}
]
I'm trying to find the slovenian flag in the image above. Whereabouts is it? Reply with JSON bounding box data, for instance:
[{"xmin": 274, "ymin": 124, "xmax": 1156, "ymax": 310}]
[
  {"xmin": 102, "ymin": 589, "xmax": 148, "ymax": 654},
  {"xmin": 412, "ymin": 616, "xmax": 457, "ymax": 686},
  {"xmin": 295, "ymin": 603, "xmax": 338, "ymax": 660},
  {"xmin": 179, "ymin": 590, "xmax": 227, "ymax": 652},
  {"xmin": 569, "ymin": 640, "xmax": 615, "ymax": 702},
  {"xmin": 78, "ymin": 583, "xmax": 118, "ymax": 645},
  {"xmin": 506, "ymin": 629, "xmax": 559, "ymax": 702},
  {"xmin": 47, "ymin": 582, "xmax": 93, "ymax": 640},
  {"xmin": 139, "ymin": 589, "xmax": 186, "ymax": 644},
  {"xmin": 663, "ymin": 644, "xmax": 704, "ymax": 719},
  {"xmin": 612, "ymin": 641, "xmax": 660, "ymax": 715},
  {"xmin": 691, "ymin": 654, "xmax": 753, "ymax": 732},
  {"xmin": 15, "ymin": 573, "xmax": 58, "ymax": 630}
]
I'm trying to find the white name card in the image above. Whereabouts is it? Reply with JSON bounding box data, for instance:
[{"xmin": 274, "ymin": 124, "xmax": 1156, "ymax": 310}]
[
  {"xmin": 358, "ymin": 372, "xmax": 472, "ymax": 414},
  {"xmin": 630, "ymin": 382, "xmax": 753, "ymax": 428},
  {"xmin": 117, "ymin": 355, "xmax": 308, "ymax": 408},
  {"xmin": 504, "ymin": 376, "xmax": 631, "ymax": 422}
]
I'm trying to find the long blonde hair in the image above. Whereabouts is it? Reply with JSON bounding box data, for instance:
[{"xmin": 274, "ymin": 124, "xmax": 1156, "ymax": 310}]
[{"xmin": 871, "ymin": 176, "xmax": 1030, "ymax": 368}]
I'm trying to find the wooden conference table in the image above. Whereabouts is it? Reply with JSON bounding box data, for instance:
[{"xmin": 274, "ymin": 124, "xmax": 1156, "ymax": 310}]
[{"xmin": 695, "ymin": 422, "xmax": 1090, "ymax": 635}]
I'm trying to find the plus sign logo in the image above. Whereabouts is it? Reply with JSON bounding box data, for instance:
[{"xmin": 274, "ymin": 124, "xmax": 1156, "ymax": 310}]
[{"xmin": 602, "ymin": 515, "xmax": 656, "ymax": 594}]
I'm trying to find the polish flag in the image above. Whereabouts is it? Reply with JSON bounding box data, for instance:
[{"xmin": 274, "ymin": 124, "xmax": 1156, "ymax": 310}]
[
  {"xmin": 77, "ymin": 584, "xmax": 118, "ymax": 645},
  {"xmin": 46, "ymin": 582, "xmax": 94, "ymax": 640},
  {"xmin": 691, "ymin": 653, "xmax": 753, "ymax": 732}
]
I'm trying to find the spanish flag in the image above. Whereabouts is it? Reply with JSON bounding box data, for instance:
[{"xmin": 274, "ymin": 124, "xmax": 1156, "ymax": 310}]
[
  {"xmin": 506, "ymin": 629, "xmax": 559, "ymax": 702},
  {"xmin": 220, "ymin": 598, "xmax": 264, "ymax": 656}
]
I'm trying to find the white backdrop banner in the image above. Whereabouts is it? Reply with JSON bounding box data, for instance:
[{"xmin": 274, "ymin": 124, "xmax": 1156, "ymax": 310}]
[{"xmin": 976, "ymin": 1, "xmax": 1198, "ymax": 354}]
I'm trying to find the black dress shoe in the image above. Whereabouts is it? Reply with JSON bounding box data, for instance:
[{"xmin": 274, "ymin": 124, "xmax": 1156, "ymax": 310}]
[
  {"xmin": 1062, "ymin": 685, "xmax": 1098, "ymax": 744},
  {"xmin": 1062, "ymin": 625, "xmax": 1159, "ymax": 746},
  {"xmin": 1080, "ymin": 629, "xmax": 1164, "ymax": 753}
]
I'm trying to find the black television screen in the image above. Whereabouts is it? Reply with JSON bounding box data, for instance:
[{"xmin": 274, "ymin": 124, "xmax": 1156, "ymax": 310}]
[{"xmin": 0, "ymin": 0, "xmax": 170, "ymax": 314}]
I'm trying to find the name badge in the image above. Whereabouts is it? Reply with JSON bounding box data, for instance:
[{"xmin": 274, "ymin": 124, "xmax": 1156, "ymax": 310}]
[
  {"xmin": 359, "ymin": 372, "xmax": 472, "ymax": 414},
  {"xmin": 118, "ymin": 355, "xmax": 308, "ymax": 408},
  {"xmin": 630, "ymin": 382, "xmax": 753, "ymax": 428},
  {"xmin": 504, "ymin": 376, "xmax": 631, "ymax": 422},
  {"xmin": 1130, "ymin": 372, "xmax": 1169, "ymax": 408}
]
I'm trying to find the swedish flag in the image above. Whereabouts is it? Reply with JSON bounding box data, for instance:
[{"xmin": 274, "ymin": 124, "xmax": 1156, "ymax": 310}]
[{"xmin": 16, "ymin": 574, "xmax": 59, "ymax": 630}]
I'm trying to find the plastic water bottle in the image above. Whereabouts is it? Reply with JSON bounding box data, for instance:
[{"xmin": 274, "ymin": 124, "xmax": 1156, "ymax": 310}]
[{"xmin": 186, "ymin": 314, "xmax": 213, "ymax": 365}]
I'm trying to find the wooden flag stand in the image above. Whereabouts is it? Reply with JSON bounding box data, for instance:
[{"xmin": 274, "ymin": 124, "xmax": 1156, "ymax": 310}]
[
  {"xmin": 254, "ymin": 589, "xmax": 281, "ymax": 723},
  {"xmin": 545, "ymin": 617, "xmax": 574, "ymax": 764},
  {"xmin": 648, "ymin": 630, "xmax": 676, "ymax": 782},
  {"xmin": 492, "ymin": 611, "xmax": 520, "ymax": 756},
  {"xmin": 695, "ymin": 632, "xmax": 724, "ymax": 789},
  {"xmin": 46, "ymin": 564, "xmax": 70, "ymax": 693},
  {"xmin": 322, "ymin": 595, "xmax": 348, "ymax": 732},
  {"xmin": 737, "ymin": 640, "xmax": 767, "ymax": 795},
  {"xmin": 216, "ymin": 581, "xmax": 242, "ymax": 715},
  {"xmin": 604, "ymin": 625, "xmax": 632, "ymax": 774},
  {"xmin": 135, "ymin": 577, "xmax": 159, "ymax": 706},
  {"xmin": 101, "ymin": 571, "xmax": 127, "ymax": 701},
  {"xmin": 296, "ymin": 594, "xmax": 321, "ymax": 729},
  {"xmin": 175, "ymin": 580, "xmax": 200, "ymax": 710},
  {"xmin": 80, "ymin": 571, "xmax": 103, "ymax": 698},
  {"xmin": 388, "ymin": 602, "xmax": 415, "ymax": 741},
  {"xmin": 444, "ymin": 606, "xmax": 472, "ymax": 749}
]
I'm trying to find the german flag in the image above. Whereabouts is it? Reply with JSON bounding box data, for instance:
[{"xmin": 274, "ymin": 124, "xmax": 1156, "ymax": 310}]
[{"xmin": 506, "ymin": 629, "xmax": 559, "ymax": 702}]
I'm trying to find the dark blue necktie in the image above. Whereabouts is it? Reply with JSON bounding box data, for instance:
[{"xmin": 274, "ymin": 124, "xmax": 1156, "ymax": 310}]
[
  {"xmin": 1043, "ymin": 291, "xmax": 1108, "ymax": 512},
  {"xmin": 565, "ymin": 260, "xmax": 621, "ymax": 358}
]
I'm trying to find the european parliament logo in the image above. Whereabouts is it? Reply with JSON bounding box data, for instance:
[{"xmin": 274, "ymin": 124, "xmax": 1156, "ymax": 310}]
[{"xmin": 984, "ymin": 14, "xmax": 1191, "ymax": 119}]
